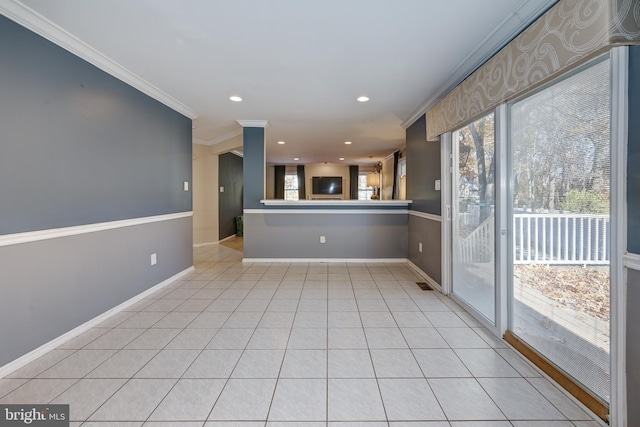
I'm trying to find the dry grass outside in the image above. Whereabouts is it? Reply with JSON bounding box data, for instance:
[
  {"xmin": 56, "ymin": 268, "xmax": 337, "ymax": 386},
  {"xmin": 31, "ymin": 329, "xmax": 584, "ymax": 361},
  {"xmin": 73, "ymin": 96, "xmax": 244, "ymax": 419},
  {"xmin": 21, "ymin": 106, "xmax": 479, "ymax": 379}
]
[{"xmin": 514, "ymin": 264, "xmax": 610, "ymax": 321}]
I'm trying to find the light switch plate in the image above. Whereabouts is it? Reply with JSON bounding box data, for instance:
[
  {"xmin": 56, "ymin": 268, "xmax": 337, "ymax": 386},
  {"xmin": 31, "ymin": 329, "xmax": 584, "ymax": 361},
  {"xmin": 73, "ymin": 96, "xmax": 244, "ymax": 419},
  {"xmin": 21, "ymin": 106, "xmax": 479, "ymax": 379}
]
[
  {"xmin": 435, "ymin": 180, "xmax": 441, "ymax": 191},
  {"xmin": 220, "ymin": 186, "xmax": 225, "ymax": 193},
  {"xmin": 183, "ymin": 181, "xmax": 189, "ymax": 191}
]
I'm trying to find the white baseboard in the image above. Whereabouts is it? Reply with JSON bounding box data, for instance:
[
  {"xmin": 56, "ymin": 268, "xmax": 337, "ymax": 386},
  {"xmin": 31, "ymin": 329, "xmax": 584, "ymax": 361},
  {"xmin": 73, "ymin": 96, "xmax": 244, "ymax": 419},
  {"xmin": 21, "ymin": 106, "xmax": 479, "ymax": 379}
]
[
  {"xmin": 407, "ymin": 260, "xmax": 443, "ymax": 293},
  {"xmin": 0, "ymin": 266, "xmax": 194, "ymax": 378},
  {"xmin": 242, "ymin": 258, "xmax": 408, "ymax": 264},
  {"xmin": 624, "ymin": 252, "xmax": 640, "ymax": 271},
  {"xmin": 193, "ymin": 234, "xmax": 237, "ymax": 248},
  {"xmin": 193, "ymin": 241, "xmax": 217, "ymax": 248}
]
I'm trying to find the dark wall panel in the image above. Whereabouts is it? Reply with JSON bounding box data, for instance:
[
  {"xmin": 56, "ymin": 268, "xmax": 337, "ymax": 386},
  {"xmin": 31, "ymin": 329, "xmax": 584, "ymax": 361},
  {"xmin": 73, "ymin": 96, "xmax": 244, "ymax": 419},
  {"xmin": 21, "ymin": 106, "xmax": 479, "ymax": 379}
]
[
  {"xmin": 219, "ymin": 153, "xmax": 243, "ymax": 239},
  {"xmin": 243, "ymin": 127, "xmax": 265, "ymax": 210},
  {"xmin": 0, "ymin": 15, "xmax": 192, "ymax": 235},
  {"xmin": 406, "ymin": 115, "xmax": 441, "ymax": 215},
  {"xmin": 629, "ymin": 46, "xmax": 640, "ymax": 253}
]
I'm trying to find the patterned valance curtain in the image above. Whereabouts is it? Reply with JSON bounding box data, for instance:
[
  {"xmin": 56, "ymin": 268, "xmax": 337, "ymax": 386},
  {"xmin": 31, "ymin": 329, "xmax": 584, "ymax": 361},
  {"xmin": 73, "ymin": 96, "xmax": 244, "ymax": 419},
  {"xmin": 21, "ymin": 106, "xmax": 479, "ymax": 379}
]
[{"xmin": 425, "ymin": 0, "xmax": 640, "ymax": 141}]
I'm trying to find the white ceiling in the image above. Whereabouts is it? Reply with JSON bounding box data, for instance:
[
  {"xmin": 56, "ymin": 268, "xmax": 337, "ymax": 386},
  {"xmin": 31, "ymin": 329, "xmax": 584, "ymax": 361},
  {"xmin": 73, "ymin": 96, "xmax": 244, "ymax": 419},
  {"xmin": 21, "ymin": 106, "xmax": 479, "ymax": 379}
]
[{"xmin": 7, "ymin": 0, "xmax": 556, "ymax": 164}]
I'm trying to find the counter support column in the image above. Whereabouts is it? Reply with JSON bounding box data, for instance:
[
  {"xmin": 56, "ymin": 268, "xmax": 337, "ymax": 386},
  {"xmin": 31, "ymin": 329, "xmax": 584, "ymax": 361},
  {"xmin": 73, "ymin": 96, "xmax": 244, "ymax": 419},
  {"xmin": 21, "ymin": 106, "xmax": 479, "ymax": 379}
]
[{"xmin": 237, "ymin": 120, "xmax": 268, "ymax": 210}]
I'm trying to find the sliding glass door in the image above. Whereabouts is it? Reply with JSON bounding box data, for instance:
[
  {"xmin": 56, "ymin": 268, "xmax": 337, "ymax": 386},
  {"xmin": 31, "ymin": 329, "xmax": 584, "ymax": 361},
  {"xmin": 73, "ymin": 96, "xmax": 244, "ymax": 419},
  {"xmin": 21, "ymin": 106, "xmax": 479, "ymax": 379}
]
[
  {"xmin": 452, "ymin": 113, "xmax": 496, "ymax": 323},
  {"xmin": 509, "ymin": 58, "xmax": 611, "ymax": 402}
]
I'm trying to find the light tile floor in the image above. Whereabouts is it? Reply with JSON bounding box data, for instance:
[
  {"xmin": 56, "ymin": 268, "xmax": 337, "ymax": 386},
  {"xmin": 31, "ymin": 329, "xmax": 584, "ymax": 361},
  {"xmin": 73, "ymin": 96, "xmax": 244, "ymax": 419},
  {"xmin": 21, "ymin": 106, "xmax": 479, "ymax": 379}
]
[{"xmin": 0, "ymin": 244, "xmax": 604, "ymax": 427}]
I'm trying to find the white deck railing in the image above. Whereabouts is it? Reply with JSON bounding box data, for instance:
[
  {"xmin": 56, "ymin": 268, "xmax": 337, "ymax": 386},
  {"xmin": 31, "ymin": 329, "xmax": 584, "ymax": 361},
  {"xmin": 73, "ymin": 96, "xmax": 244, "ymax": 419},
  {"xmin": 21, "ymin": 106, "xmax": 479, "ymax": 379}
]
[
  {"xmin": 514, "ymin": 213, "xmax": 609, "ymax": 265},
  {"xmin": 459, "ymin": 213, "xmax": 495, "ymax": 263},
  {"xmin": 459, "ymin": 213, "xmax": 610, "ymax": 265}
]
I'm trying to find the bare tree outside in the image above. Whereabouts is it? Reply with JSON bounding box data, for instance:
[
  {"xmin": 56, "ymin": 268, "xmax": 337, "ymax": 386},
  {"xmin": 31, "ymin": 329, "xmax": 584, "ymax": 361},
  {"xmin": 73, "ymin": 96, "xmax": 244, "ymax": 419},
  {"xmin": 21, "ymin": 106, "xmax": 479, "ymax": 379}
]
[
  {"xmin": 510, "ymin": 59, "xmax": 611, "ymax": 402},
  {"xmin": 458, "ymin": 114, "xmax": 495, "ymax": 226}
]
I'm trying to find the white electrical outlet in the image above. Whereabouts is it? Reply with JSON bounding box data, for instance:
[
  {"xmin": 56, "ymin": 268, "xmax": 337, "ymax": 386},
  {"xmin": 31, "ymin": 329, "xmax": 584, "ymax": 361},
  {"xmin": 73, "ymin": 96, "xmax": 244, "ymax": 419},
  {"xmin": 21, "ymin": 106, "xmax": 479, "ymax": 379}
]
[
  {"xmin": 419, "ymin": 243, "xmax": 423, "ymax": 253},
  {"xmin": 220, "ymin": 186, "xmax": 225, "ymax": 193},
  {"xmin": 320, "ymin": 236, "xmax": 326, "ymax": 244},
  {"xmin": 151, "ymin": 253, "xmax": 157, "ymax": 265},
  {"xmin": 183, "ymin": 181, "xmax": 189, "ymax": 191}
]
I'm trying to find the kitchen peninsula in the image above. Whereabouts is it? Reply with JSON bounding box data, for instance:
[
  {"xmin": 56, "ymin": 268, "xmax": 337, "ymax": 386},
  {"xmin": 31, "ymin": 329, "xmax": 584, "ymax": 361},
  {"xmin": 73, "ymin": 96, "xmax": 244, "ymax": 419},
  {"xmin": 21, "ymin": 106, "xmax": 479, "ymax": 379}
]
[{"xmin": 242, "ymin": 199, "xmax": 412, "ymax": 261}]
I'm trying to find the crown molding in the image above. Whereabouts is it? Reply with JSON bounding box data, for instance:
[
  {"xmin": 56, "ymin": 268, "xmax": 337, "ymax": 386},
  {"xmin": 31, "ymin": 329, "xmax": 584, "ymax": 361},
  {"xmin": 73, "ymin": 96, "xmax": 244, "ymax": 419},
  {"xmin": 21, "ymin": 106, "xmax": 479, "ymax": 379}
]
[
  {"xmin": 401, "ymin": 0, "xmax": 558, "ymax": 129},
  {"xmin": 193, "ymin": 128, "xmax": 243, "ymax": 146},
  {"xmin": 230, "ymin": 150, "xmax": 244, "ymax": 158},
  {"xmin": 236, "ymin": 120, "xmax": 269, "ymax": 128},
  {"xmin": 0, "ymin": 0, "xmax": 198, "ymax": 120},
  {"xmin": 383, "ymin": 151, "xmax": 397, "ymax": 162}
]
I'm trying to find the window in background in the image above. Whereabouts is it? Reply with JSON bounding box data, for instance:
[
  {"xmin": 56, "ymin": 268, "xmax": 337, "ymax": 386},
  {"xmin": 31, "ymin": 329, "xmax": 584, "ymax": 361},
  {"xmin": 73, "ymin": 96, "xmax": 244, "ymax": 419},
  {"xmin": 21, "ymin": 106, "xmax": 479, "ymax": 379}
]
[
  {"xmin": 358, "ymin": 173, "xmax": 374, "ymax": 200},
  {"xmin": 398, "ymin": 158, "xmax": 407, "ymax": 199},
  {"xmin": 284, "ymin": 174, "xmax": 299, "ymax": 201},
  {"xmin": 398, "ymin": 158, "xmax": 406, "ymax": 178}
]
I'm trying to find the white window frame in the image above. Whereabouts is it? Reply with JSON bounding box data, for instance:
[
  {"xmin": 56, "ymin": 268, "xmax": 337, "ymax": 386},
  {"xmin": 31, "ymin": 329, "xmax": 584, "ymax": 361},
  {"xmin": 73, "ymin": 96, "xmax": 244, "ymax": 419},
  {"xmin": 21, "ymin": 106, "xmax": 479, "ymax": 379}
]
[
  {"xmin": 358, "ymin": 173, "xmax": 374, "ymax": 200},
  {"xmin": 609, "ymin": 46, "xmax": 628, "ymax": 427},
  {"xmin": 442, "ymin": 50, "xmax": 626, "ymax": 425},
  {"xmin": 284, "ymin": 173, "xmax": 299, "ymax": 201}
]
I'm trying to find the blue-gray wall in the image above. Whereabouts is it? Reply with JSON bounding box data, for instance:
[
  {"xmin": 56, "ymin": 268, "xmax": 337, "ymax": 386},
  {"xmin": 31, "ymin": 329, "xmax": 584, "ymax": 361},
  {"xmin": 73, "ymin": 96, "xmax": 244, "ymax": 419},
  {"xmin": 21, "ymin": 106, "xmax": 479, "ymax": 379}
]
[
  {"xmin": 219, "ymin": 152, "xmax": 243, "ymax": 239},
  {"xmin": 628, "ymin": 46, "xmax": 640, "ymax": 254},
  {"xmin": 406, "ymin": 115, "xmax": 442, "ymax": 284},
  {"xmin": 244, "ymin": 211, "xmax": 408, "ymax": 259},
  {"xmin": 408, "ymin": 214, "xmax": 442, "ymax": 284},
  {"xmin": 0, "ymin": 217, "xmax": 192, "ymax": 366},
  {"xmin": 0, "ymin": 16, "xmax": 192, "ymax": 235},
  {"xmin": 0, "ymin": 15, "xmax": 193, "ymax": 366},
  {"xmin": 627, "ymin": 45, "xmax": 640, "ymax": 427},
  {"xmin": 407, "ymin": 115, "xmax": 441, "ymax": 215},
  {"xmin": 243, "ymin": 127, "xmax": 265, "ymax": 210}
]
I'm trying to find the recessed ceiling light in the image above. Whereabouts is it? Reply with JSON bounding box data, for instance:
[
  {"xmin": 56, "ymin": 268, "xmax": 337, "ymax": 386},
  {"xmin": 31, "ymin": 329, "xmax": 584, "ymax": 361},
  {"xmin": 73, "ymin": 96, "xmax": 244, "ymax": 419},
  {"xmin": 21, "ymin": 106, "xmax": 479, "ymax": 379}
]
[
  {"xmin": 229, "ymin": 96, "xmax": 242, "ymax": 102},
  {"xmin": 339, "ymin": 157, "xmax": 345, "ymax": 161},
  {"xmin": 294, "ymin": 157, "xmax": 299, "ymax": 161},
  {"xmin": 344, "ymin": 141, "xmax": 352, "ymax": 145},
  {"xmin": 357, "ymin": 96, "xmax": 369, "ymax": 102},
  {"xmin": 277, "ymin": 141, "xmax": 285, "ymax": 145}
]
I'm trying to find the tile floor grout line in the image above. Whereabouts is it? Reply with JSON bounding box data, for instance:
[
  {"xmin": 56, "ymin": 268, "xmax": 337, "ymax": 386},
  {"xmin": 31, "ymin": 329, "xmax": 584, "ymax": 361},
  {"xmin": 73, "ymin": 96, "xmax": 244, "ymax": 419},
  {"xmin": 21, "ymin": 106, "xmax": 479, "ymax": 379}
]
[
  {"xmin": 262, "ymin": 262, "xmax": 304, "ymax": 423},
  {"xmin": 357, "ymin": 272, "xmax": 390, "ymax": 425},
  {"xmin": 325, "ymin": 267, "xmax": 331, "ymax": 425},
  {"xmin": 1, "ymin": 244, "xmax": 603, "ymax": 425},
  {"xmin": 204, "ymin": 257, "xmax": 281, "ymax": 423},
  {"xmin": 88, "ymin": 244, "xmax": 246, "ymax": 424}
]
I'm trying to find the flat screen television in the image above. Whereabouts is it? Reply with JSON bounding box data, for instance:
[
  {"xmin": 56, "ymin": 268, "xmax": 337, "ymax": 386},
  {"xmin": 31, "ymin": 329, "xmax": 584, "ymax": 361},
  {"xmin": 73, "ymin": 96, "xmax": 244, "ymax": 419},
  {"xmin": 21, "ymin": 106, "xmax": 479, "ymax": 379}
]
[{"xmin": 312, "ymin": 176, "xmax": 342, "ymax": 195}]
